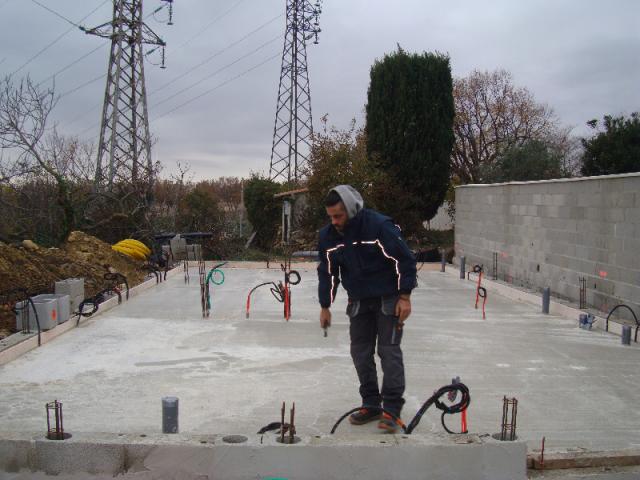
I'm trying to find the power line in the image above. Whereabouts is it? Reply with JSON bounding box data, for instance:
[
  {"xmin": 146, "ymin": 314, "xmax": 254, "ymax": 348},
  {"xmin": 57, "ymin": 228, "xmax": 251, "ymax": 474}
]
[
  {"xmin": 172, "ymin": 0, "xmax": 248, "ymax": 52},
  {"xmin": 37, "ymin": 2, "xmax": 162, "ymax": 87},
  {"xmin": 150, "ymin": 12, "xmax": 283, "ymax": 96},
  {"xmin": 59, "ymin": 73, "xmax": 105, "ymax": 99},
  {"xmin": 151, "ymin": 35, "xmax": 281, "ymax": 108},
  {"xmin": 77, "ymin": 52, "xmax": 281, "ymax": 141},
  {"xmin": 29, "ymin": 0, "xmax": 83, "ymax": 28},
  {"xmin": 69, "ymin": 13, "xmax": 279, "ymax": 131},
  {"xmin": 153, "ymin": 52, "xmax": 280, "ymax": 121},
  {"xmin": 61, "ymin": 0, "xmax": 237, "ymax": 121},
  {"xmin": 36, "ymin": 44, "xmax": 107, "ymax": 87},
  {"xmin": 13, "ymin": 0, "xmax": 109, "ymax": 77},
  {"xmin": 59, "ymin": 3, "xmax": 171, "ymax": 132},
  {"xmin": 72, "ymin": 2, "xmax": 275, "ymax": 141}
]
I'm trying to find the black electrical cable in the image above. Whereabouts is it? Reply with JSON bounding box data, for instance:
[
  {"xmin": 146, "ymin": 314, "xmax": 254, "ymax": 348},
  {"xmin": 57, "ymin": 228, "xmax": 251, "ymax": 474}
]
[
  {"xmin": 406, "ymin": 383, "xmax": 470, "ymax": 434},
  {"xmin": 606, "ymin": 304, "xmax": 639, "ymax": 342},
  {"xmin": 74, "ymin": 285, "xmax": 123, "ymax": 326},
  {"xmin": 330, "ymin": 406, "xmax": 406, "ymax": 434},
  {"xmin": 269, "ymin": 283, "xmax": 285, "ymax": 302},
  {"xmin": 330, "ymin": 382, "xmax": 470, "ymax": 435},
  {"xmin": 75, "ymin": 298, "xmax": 99, "ymax": 325},
  {"xmin": 285, "ymin": 270, "xmax": 301, "ymax": 286},
  {"xmin": 104, "ymin": 272, "xmax": 129, "ymax": 300},
  {"xmin": 144, "ymin": 264, "xmax": 161, "ymax": 284}
]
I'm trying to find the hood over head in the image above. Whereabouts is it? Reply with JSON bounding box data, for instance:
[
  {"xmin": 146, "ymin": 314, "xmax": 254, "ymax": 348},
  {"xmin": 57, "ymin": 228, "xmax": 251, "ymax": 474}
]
[{"xmin": 330, "ymin": 185, "xmax": 364, "ymax": 220}]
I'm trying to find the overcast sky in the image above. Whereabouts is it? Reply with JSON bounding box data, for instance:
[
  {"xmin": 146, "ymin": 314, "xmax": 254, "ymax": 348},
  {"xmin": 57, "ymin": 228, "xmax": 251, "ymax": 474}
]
[{"xmin": 1, "ymin": 0, "xmax": 639, "ymax": 181}]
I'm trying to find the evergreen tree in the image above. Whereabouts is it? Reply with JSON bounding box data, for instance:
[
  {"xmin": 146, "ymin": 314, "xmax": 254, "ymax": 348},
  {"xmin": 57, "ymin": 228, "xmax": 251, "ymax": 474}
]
[
  {"xmin": 581, "ymin": 113, "xmax": 640, "ymax": 176},
  {"xmin": 244, "ymin": 175, "xmax": 281, "ymax": 248},
  {"xmin": 366, "ymin": 48, "xmax": 454, "ymax": 232}
]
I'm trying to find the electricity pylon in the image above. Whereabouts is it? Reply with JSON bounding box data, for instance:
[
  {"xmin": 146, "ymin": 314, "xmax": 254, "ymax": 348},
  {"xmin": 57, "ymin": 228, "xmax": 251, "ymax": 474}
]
[
  {"xmin": 269, "ymin": 0, "xmax": 322, "ymax": 184},
  {"xmin": 83, "ymin": 0, "xmax": 172, "ymax": 190}
]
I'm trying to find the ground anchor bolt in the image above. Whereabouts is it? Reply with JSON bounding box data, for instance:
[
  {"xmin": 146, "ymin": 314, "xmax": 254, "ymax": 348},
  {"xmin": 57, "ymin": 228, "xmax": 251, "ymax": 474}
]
[
  {"xmin": 542, "ymin": 287, "xmax": 550, "ymax": 314},
  {"xmin": 162, "ymin": 396, "xmax": 179, "ymax": 433}
]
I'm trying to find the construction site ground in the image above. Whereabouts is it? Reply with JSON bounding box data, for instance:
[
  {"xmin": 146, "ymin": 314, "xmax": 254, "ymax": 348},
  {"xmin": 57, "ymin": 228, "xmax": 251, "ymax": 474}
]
[{"xmin": 0, "ymin": 263, "xmax": 638, "ymax": 461}]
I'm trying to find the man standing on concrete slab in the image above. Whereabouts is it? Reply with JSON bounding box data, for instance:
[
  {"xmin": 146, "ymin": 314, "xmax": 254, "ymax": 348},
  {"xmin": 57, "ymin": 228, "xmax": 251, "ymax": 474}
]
[{"xmin": 317, "ymin": 185, "xmax": 417, "ymax": 433}]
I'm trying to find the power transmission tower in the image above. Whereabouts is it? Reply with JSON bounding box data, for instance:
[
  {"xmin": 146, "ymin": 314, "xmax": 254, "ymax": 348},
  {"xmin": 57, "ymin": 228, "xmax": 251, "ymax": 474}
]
[
  {"xmin": 269, "ymin": 0, "xmax": 322, "ymax": 184},
  {"xmin": 83, "ymin": 0, "xmax": 173, "ymax": 190}
]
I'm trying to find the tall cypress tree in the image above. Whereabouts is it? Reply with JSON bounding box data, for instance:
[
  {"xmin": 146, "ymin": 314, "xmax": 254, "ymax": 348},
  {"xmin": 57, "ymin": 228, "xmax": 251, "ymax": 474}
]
[{"xmin": 366, "ymin": 48, "xmax": 454, "ymax": 232}]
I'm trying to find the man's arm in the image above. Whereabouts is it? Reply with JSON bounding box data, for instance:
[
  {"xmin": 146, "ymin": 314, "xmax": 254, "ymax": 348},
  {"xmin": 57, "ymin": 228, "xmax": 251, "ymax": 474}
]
[
  {"xmin": 317, "ymin": 238, "xmax": 340, "ymax": 328},
  {"xmin": 379, "ymin": 221, "xmax": 417, "ymax": 293}
]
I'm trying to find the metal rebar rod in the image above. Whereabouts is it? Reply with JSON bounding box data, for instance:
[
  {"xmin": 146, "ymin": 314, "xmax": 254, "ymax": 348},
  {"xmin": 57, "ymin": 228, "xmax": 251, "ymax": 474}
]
[
  {"xmin": 280, "ymin": 402, "xmax": 285, "ymax": 444},
  {"xmin": 289, "ymin": 402, "xmax": 295, "ymax": 443}
]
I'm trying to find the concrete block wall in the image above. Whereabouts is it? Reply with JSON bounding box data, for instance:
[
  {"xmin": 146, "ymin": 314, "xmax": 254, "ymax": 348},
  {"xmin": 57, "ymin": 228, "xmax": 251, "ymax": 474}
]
[{"xmin": 454, "ymin": 173, "xmax": 640, "ymax": 320}]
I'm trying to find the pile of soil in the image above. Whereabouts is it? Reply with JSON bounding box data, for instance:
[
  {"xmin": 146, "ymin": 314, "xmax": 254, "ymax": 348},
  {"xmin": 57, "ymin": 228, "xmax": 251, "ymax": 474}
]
[{"xmin": 0, "ymin": 231, "xmax": 150, "ymax": 339}]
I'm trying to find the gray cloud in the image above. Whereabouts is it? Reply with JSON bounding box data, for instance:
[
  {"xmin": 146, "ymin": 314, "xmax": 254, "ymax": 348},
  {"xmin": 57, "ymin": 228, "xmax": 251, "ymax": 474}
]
[{"xmin": 1, "ymin": 0, "xmax": 638, "ymax": 180}]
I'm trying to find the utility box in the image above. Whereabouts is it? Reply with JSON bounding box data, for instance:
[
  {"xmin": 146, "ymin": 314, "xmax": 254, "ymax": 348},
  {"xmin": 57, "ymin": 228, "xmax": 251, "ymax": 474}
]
[
  {"xmin": 33, "ymin": 294, "xmax": 71, "ymax": 324},
  {"xmin": 15, "ymin": 296, "xmax": 58, "ymax": 331},
  {"xmin": 55, "ymin": 278, "xmax": 85, "ymax": 314}
]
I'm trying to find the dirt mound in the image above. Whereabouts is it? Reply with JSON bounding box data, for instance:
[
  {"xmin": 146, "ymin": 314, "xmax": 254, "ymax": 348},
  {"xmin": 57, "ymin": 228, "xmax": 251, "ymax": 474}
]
[{"xmin": 0, "ymin": 231, "xmax": 150, "ymax": 339}]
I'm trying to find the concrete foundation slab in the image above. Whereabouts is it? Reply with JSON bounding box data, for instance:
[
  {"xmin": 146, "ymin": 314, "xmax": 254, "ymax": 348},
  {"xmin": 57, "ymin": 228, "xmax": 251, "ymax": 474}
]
[{"xmin": 0, "ymin": 263, "xmax": 638, "ymax": 461}]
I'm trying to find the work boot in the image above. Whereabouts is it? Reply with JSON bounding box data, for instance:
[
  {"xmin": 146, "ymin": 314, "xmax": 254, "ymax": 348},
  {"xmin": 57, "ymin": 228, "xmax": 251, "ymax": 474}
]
[
  {"xmin": 378, "ymin": 412, "xmax": 402, "ymax": 433},
  {"xmin": 348, "ymin": 408, "xmax": 382, "ymax": 425}
]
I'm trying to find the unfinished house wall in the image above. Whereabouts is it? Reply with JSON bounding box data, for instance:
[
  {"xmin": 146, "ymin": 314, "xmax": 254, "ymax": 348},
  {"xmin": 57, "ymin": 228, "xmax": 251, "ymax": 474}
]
[{"xmin": 454, "ymin": 173, "xmax": 640, "ymax": 319}]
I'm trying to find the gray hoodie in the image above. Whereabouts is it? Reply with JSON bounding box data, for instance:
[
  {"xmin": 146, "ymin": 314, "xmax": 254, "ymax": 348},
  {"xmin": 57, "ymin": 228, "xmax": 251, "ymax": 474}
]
[{"xmin": 330, "ymin": 185, "xmax": 364, "ymax": 219}]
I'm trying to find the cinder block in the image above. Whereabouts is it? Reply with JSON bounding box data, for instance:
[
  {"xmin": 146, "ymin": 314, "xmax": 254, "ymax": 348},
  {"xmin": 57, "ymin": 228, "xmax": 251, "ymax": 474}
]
[
  {"xmin": 16, "ymin": 297, "xmax": 57, "ymax": 331},
  {"xmin": 624, "ymin": 207, "xmax": 640, "ymax": 223},
  {"xmin": 32, "ymin": 294, "xmax": 70, "ymax": 324},
  {"xmin": 613, "ymin": 223, "xmax": 634, "ymax": 238},
  {"xmin": 55, "ymin": 278, "xmax": 85, "ymax": 313}
]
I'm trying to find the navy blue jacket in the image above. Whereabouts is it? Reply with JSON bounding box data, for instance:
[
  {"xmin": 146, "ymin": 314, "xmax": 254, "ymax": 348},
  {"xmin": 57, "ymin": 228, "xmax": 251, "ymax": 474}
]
[{"xmin": 317, "ymin": 208, "xmax": 417, "ymax": 308}]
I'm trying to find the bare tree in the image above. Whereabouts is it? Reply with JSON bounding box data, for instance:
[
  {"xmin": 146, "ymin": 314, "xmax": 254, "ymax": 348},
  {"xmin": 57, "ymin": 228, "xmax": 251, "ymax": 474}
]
[
  {"xmin": 0, "ymin": 76, "xmax": 82, "ymax": 242},
  {"xmin": 452, "ymin": 69, "xmax": 563, "ymax": 183}
]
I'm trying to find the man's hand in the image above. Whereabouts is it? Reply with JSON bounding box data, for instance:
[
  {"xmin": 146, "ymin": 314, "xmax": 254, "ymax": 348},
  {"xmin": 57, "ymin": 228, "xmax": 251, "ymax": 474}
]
[
  {"xmin": 320, "ymin": 307, "xmax": 332, "ymax": 329},
  {"xmin": 395, "ymin": 295, "xmax": 411, "ymax": 327}
]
